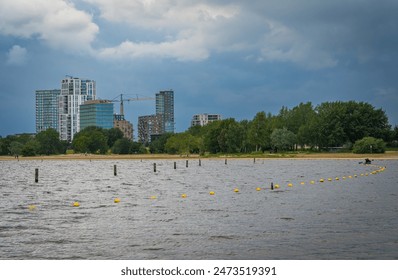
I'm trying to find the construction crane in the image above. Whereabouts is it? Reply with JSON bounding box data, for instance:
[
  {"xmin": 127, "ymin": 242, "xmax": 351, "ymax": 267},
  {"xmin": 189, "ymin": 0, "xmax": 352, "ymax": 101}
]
[{"xmin": 112, "ymin": 94, "xmax": 155, "ymax": 116}]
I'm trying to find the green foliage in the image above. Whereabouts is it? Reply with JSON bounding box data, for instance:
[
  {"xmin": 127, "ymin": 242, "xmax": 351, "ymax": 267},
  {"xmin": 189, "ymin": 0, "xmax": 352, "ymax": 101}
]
[
  {"xmin": 0, "ymin": 100, "xmax": 394, "ymax": 157},
  {"xmin": 72, "ymin": 126, "xmax": 109, "ymax": 154},
  {"xmin": 106, "ymin": 128, "xmax": 124, "ymax": 148},
  {"xmin": 111, "ymin": 138, "xmax": 132, "ymax": 154},
  {"xmin": 247, "ymin": 112, "xmax": 271, "ymax": 152},
  {"xmin": 149, "ymin": 133, "xmax": 173, "ymax": 153},
  {"xmin": 271, "ymin": 128, "xmax": 297, "ymax": 151},
  {"xmin": 165, "ymin": 132, "xmax": 202, "ymax": 154},
  {"xmin": 315, "ymin": 101, "xmax": 391, "ymax": 148},
  {"xmin": 9, "ymin": 141, "xmax": 24, "ymax": 156},
  {"xmin": 21, "ymin": 140, "xmax": 40, "ymax": 156},
  {"xmin": 352, "ymin": 137, "xmax": 386, "ymax": 154},
  {"xmin": 35, "ymin": 128, "xmax": 64, "ymax": 155}
]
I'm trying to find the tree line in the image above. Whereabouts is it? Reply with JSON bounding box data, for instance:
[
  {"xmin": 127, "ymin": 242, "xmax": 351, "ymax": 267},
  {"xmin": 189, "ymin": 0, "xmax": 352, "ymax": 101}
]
[{"xmin": 1, "ymin": 101, "xmax": 397, "ymax": 157}]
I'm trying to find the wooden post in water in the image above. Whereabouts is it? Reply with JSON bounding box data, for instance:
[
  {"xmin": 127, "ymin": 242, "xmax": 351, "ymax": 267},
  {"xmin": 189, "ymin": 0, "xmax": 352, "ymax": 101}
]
[
  {"xmin": 35, "ymin": 168, "xmax": 39, "ymax": 183},
  {"xmin": 153, "ymin": 163, "xmax": 157, "ymax": 172},
  {"xmin": 225, "ymin": 159, "xmax": 227, "ymax": 165},
  {"xmin": 174, "ymin": 162, "xmax": 177, "ymax": 169},
  {"xmin": 271, "ymin": 182, "xmax": 274, "ymax": 190},
  {"xmin": 114, "ymin": 165, "xmax": 117, "ymax": 176},
  {"xmin": 254, "ymin": 157, "xmax": 256, "ymax": 164},
  {"xmin": 186, "ymin": 160, "xmax": 189, "ymax": 168},
  {"xmin": 199, "ymin": 159, "xmax": 201, "ymax": 166}
]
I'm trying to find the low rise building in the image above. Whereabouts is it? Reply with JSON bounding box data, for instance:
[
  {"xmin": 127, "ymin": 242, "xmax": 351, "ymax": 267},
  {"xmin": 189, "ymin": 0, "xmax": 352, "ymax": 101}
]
[
  {"xmin": 80, "ymin": 100, "xmax": 114, "ymax": 130},
  {"xmin": 191, "ymin": 114, "xmax": 221, "ymax": 127},
  {"xmin": 114, "ymin": 114, "xmax": 133, "ymax": 140}
]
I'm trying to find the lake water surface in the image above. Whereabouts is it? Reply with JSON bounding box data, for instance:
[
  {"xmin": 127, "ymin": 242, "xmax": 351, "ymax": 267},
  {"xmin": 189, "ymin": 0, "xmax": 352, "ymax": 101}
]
[{"xmin": 1, "ymin": 158, "xmax": 397, "ymax": 259}]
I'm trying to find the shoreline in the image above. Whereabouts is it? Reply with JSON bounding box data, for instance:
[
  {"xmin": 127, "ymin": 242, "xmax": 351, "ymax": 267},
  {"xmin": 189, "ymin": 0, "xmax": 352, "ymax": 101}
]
[{"xmin": 1, "ymin": 151, "xmax": 398, "ymax": 161}]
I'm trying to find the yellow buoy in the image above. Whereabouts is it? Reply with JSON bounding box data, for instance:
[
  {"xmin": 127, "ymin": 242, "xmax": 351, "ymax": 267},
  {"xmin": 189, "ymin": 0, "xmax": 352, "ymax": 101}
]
[
  {"xmin": 181, "ymin": 193, "xmax": 187, "ymax": 198},
  {"xmin": 73, "ymin": 202, "xmax": 80, "ymax": 207},
  {"xmin": 310, "ymin": 180, "xmax": 315, "ymax": 184},
  {"xmin": 300, "ymin": 182, "xmax": 305, "ymax": 185},
  {"xmin": 28, "ymin": 205, "xmax": 37, "ymax": 211},
  {"xmin": 335, "ymin": 177, "xmax": 339, "ymax": 181},
  {"xmin": 114, "ymin": 198, "xmax": 121, "ymax": 203},
  {"xmin": 256, "ymin": 187, "xmax": 261, "ymax": 191},
  {"xmin": 209, "ymin": 191, "xmax": 215, "ymax": 195},
  {"xmin": 328, "ymin": 178, "xmax": 332, "ymax": 182},
  {"xmin": 342, "ymin": 176, "xmax": 346, "ymax": 180},
  {"xmin": 354, "ymin": 175, "xmax": 357, "ymax": 178},
  {"xmin": 234, "ymin": 188, "xmax": 239, "ymax": 193},
  {"xmin": 288, "ymin": 183, "xmax": 293, "ymax": 187},
  {"xmin": 348, "ymin": 175, "xmax": 352, "ymax": 179},
  {"xmin": 150, "ymin": 195, "xmax": 157, "ymax": 199},
  {"xmin": 319, "ymin": 179, "xmax": 324, "ymax": 183},
  {"xmin": 275, "ymin": 184, "xmax": 280, "ymax": 189}
]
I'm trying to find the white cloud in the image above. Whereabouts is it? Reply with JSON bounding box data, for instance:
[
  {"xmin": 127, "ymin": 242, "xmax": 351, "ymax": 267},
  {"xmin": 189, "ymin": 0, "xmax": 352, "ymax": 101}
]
[
  {"xmin": 6, "ymin": 45, "xmax": 27, "ymax": 65},
  {"xmin": 87, "ymin": 0, "xmax": 239, "ymax": 61},
  {"xmin": 87, "ymin": 0, "xmax": 338, "ymax": 68},
  {"xmin": 0, "ymin": 0, "xmax": 342, "ymax": 68},
  {"xmin": 0, "ymin": 0, "xmax": 99, "ymax": 53}
]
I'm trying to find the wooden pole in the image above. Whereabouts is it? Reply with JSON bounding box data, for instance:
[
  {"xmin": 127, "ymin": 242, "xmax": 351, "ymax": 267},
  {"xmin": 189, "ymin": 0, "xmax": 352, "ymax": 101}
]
[
  {"xmin": 186, "ymin": 160, "xmax": 189, "ymax": 168},
  {"xmin": 174, "ymin": 162, "xmax": 177, "ymax": 169},
  {"xmin": 199, "ymin": 159, "xmax": 201, "ymax": 166},
  {"xmin": 225, "ymin": 159, "xmax": 227, "ymax": 165},
  {"xmin": 153, "ymin": 163, "xmax": 156, "ymax": 172},
  {"xmin": 35, "ymin": 168, "xmax": 39, "ymax": 183},
  {"xmin": 114, "ymin": 165, "xmax": 117, "ymax": 176}
]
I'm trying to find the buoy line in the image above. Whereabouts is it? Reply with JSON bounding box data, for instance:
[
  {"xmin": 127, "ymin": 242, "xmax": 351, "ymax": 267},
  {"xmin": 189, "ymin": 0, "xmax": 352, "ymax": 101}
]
[{"xmin": 25, "ymin": 165, "xmax": 386, "ymax": 210}]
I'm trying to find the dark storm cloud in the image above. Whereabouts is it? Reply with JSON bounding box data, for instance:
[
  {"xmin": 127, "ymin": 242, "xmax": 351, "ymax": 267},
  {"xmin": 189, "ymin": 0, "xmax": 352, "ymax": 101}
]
[{"xmin": 0, "ymin": 0, "xmax": 397, "ymax": 136}]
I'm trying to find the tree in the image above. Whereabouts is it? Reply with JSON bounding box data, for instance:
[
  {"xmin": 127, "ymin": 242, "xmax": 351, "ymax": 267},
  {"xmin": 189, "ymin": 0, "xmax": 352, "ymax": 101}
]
[
  {"xmin": 106, "ymin": 128, "xmax": 124, "ymax": 148},
  {"xmin": 204, "ymin": 121, "xmax": 222, "ymax": 153},
  {"xmin": 130, "ymin": 141, "xmax": 147, "ymax": 154},
  {"xmin": 165, "ymin": 133, "xmax": 202, "ymax": 154},
  {"xmin": 9, "ymin": 141, "xmax": 24, "ymax": 156},
  {"xmin": 21, "ymin": 140, "xmax": 40, "ymax": 156},
  {"xmin": 112, "ymin": 138, "xmax": 132, "ymax": 154},
  {"xmin": 247, "ymin": 112, "xmax": 271, "ymax": 152},
  {"xmin": 315, "ymin": 101, "xmax": 391, "ymax": 149},
  {"xmin": 271, "ymin": 128, "xmax": 297, "ymax": 152},
  {"xmin": 353, "ymin": 137, "xmax": 386, "ymax": 154},
  {"xmin": 35, "ymin": 128, "xmax": 63, "ymax": 155},
  {"xmin": 72, "ymin": 126, "xmax": 109, "ymax": 154},
  {"xmin": 218, "ymin": 118, "xmax": 244, "ymax": 153},
  {"xmin": 149, "ymin": 133, "xmax": 173, "ymax": 153}
]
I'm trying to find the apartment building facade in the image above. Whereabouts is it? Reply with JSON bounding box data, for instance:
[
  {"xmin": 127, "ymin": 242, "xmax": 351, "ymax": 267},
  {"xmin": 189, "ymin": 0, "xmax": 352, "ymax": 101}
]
[
  {"xmin": 58, "ymin": 77, "xmax": 96, "ymax": 141},
  {"xmin": 35, "ymin": 89, "xmax": 61, "ymax": 133}
]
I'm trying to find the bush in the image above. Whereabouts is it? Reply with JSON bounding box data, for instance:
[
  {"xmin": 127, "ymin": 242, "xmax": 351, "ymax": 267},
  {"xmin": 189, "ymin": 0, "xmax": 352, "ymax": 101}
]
[{"xmin": 352, "ymin": 137, "xmax": 386, "ymax": 154}]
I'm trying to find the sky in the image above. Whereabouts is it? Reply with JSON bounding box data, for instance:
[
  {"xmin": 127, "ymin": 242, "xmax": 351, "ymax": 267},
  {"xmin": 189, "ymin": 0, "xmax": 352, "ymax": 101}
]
[{"xmin": 1, "ymin": 0, "xmax": 397, "ymax": 138}]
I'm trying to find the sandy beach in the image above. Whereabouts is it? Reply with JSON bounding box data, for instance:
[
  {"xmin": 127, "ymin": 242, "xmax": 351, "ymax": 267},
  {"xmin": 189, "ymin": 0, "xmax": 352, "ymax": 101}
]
[{"xmin": 1, "ymin": 151, "xmax": 398, "ymax": 161}]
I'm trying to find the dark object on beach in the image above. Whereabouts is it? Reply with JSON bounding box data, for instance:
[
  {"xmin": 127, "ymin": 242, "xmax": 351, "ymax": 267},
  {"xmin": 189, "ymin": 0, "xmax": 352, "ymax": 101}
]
[{"xmin": 365, "ymin": 158, "xmax": 371, "ymax": 164}]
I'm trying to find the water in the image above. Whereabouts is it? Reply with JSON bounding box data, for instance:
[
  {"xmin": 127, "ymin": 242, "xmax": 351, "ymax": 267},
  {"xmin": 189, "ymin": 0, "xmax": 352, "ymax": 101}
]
[{"xmin": 0, "ymin": 158, "xmax": 397, "ymax": 259}]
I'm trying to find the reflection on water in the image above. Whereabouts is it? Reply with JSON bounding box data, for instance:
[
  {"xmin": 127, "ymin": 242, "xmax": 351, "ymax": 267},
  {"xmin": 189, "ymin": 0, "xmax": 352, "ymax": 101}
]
[{"xmin": 0, "ymin": 159, "xmax": 397, "ymax": 259}]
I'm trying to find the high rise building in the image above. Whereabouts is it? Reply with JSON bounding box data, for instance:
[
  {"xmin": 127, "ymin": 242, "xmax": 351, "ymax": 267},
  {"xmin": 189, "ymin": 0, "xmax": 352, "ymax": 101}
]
[
  {"xmin": 138, "ymin": 114, "xmax": 163, "ymax": 144},
  {"xmin": 191, "ymin": 114, "xmax": 222, "ymax": 127},
  {"xmin": 58, "ymin": 77, "xmax": 96, "ymax": 141},
  {"xmin": 35, "ymin": 89, "xmax": 61, "ymax": 133},
  {"xmin": 80, "ymin": 100, "xmax": 114, "ymax": 130},
  {"xmin": 156, "ymin": 90, "xmax": 174, "ymax": 133}
]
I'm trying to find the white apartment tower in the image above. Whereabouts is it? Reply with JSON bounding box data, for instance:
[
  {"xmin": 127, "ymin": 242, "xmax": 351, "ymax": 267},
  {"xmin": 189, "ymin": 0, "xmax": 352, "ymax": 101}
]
[
  {"xmin": 191, "ymin": 114, "xmax": 222, "ymax": 127},
  {"xmin": 58, "ymin": 77, "xmax": 96, "ymax": 141}
]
